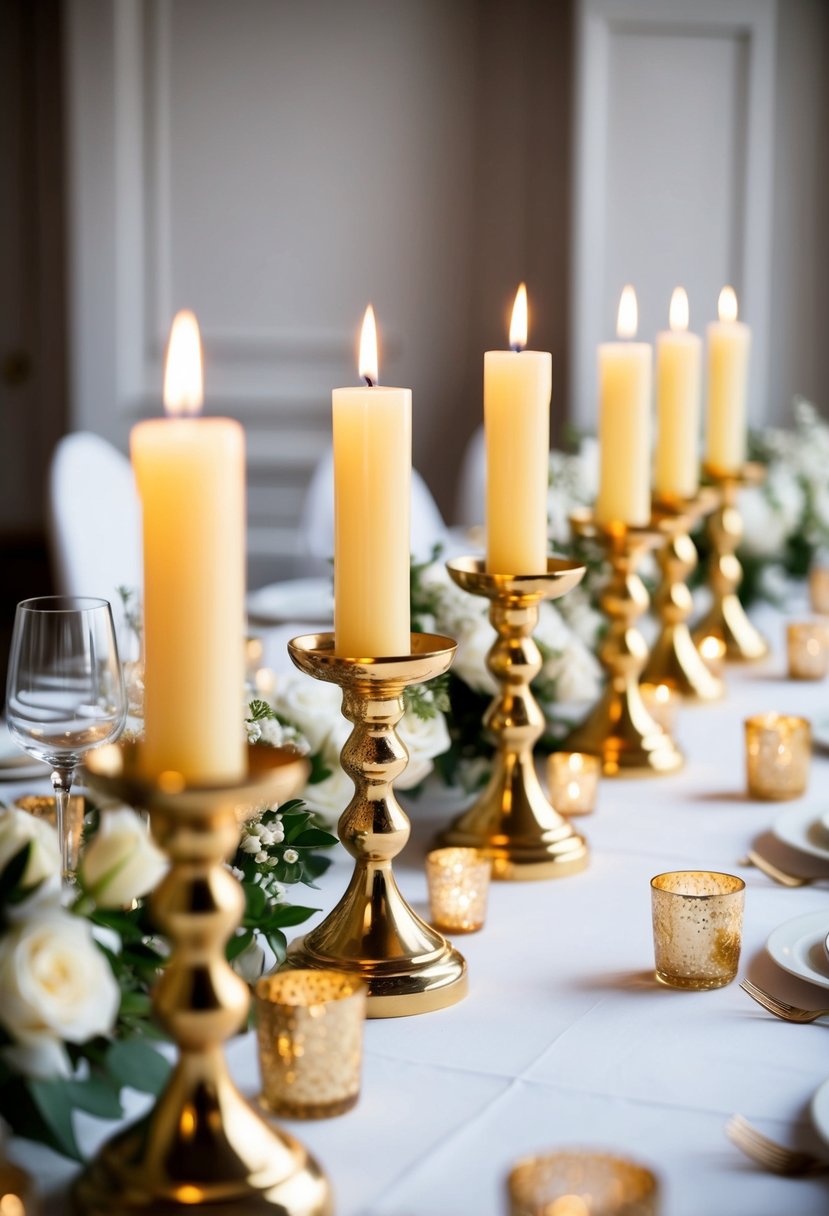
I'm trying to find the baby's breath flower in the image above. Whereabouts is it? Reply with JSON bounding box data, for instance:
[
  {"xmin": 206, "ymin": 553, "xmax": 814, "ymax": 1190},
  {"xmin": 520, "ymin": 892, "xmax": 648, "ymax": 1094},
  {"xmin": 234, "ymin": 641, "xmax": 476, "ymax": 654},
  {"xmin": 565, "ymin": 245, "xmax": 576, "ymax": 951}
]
[{"xmin": 246, "ymin": 723, "xmax": 262, "ymax": 744}]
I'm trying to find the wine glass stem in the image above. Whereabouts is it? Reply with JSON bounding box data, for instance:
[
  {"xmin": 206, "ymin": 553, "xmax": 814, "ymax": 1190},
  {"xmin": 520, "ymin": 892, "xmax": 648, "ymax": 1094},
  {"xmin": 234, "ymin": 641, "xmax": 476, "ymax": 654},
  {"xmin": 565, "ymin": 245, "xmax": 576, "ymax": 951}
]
[{"xmin": 51, "ymin": 767, "xmax": 76, "ymax": 880}]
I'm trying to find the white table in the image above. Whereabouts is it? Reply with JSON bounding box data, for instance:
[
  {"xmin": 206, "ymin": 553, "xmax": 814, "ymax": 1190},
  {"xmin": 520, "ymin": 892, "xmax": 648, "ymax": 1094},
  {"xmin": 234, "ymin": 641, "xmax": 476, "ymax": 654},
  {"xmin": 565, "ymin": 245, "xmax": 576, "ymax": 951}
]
[{"xmin": 7, "ymin": 603, "xmax": 829, "ymax": 1215}]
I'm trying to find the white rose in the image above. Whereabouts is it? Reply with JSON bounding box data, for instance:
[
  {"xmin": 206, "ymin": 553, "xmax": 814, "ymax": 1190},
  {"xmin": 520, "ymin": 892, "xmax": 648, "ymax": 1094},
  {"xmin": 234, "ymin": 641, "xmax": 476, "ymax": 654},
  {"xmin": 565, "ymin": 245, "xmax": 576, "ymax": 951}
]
[
  {"xmin": 304, "ymin": 757, "xmax": 354, "ymax": 823},
  {"xmin": 542, "ymin": 637, "xmax": 603, "ymax": 705},
  {"xmin": 80, "ymin": 808, "xmax": 167, "ymax": 908},
  {"xmin": 396, "ymin": 707, "xmax": 451, "ymax": 790},
  {"xmin": 0, "ymin": 807, "xmax": 61, "ymax": 891},
  {"xmin": 231, "ymin": 938, "xmax": 265, "ymax": 984},
  {"xmin": 739, "ymin": 484, "xmax": 794, "ymax": 558},
  {"xmin": 452, "ymin": 618, "xmax": 498, "ymax": 696},
  {"xmin": 0, "ymin": 910, "xmax": 120, "ymax": 1077},
  {"xmin": 270, "ymin": 674, "xmax": 342, "ymax": 754}
]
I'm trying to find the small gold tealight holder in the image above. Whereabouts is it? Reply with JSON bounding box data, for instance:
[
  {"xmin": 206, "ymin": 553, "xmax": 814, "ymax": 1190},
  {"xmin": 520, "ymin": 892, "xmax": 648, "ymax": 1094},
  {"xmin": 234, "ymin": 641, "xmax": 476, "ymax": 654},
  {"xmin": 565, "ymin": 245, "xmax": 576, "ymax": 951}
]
[
  {"xmin": 564, "ymin": 512, "xmax": 683, "ymax": 777},
  {"xmin": 426, "ymin": 847, "xmax": 491, "ymax": 933},
  {"xmin": 692, "ymin": 463, "xmax": 770, "ymax": 661},
  {"xmin": 651, "ymin": 870, "xmax": 745, "ymax": 990},
  {"xmin": 643, "ymin": 489, "xmax": 724, "ymax": 700},
  {"xmin": 547, "ymin": 752, "xmax": 600, "ymax": 816},
  {"xmin": 255, "ymin": 970, "xmax": 367, "ymax": 1120},
  {"xmin": 73, "ymin": 742, "xmax": 332, "ymax": 1216},
  {"xmin": 508, "ymin": 1149, "xmax": 661, "ymax": 1215},
  {"xmin": 435, "ymin": 557, "xmax": 590, "ymax": 881},
  {"xmin": 809, "ymin": 565, "xmax": 829, "ymax": 615},
  {"xmin": 745, "ymin": 712, "xmax": 811, "ymax": 800},
  {"xmin": 786, "ymin": 621, "xmax": 829, "ymax": 680},
  {"xmin": 285, "ymin": 632, "xmax": 467, "ymax": 1017}
]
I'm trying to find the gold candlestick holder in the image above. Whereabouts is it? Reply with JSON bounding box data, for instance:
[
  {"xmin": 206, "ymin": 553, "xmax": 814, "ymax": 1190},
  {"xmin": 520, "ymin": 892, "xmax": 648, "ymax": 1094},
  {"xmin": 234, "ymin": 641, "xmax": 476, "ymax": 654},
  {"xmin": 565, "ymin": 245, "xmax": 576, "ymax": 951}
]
[
  {"xmin": 692, "ymin": 462, "xmax": 769, "ymax": 661},
  {"xmin": 285, "ymin": 632, "xmax": 467, "ymax": 1018},
  {"xmin": 565, "ymin": 511, "xmax": 684, "ymax": 776},
  {"xmin": 643, "ymin": 488, "xmax": 724, "ymax": 700},
  {"xmin": 73, "ymin": 742, "xmax": 332, "ymax": 1216},
  {"xmin": 435, "ymin": 557, "xmax": 590, "ymax": 880}
]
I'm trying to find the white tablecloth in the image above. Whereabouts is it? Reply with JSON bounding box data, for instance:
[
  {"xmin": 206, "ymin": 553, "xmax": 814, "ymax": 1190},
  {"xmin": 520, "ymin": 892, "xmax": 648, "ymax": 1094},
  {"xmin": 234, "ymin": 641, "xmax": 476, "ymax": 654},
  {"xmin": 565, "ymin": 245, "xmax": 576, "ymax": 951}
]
[{"xmin": 7, "ymin": 602, "xmax": 829, "ymax": 1215}]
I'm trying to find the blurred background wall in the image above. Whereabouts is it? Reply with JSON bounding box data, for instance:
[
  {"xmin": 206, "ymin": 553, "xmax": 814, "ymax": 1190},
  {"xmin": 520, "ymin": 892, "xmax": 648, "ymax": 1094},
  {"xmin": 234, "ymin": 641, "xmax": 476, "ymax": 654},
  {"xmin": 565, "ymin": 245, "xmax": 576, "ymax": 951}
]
[{"xmin": 0, "ymin": 0, "xmax": 827, "ymax": 620}]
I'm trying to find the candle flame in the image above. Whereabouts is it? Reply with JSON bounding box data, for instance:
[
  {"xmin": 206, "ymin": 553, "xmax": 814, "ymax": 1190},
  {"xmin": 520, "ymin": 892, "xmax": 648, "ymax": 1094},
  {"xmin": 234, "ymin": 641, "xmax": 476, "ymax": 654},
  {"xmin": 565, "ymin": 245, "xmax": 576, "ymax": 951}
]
[
  {"xmin": 616, "ymin": 285, "xmax": 638, "ymax": 339},
  {"xmin": 718, "ymin": 285, "xmax": 738, "ymax": 323},
  {"xmin": 359, "ymin": 304, "xmax": 378, "ymax": 385},
  {"xmin": 509, "ymin": 283, "xmax": 528, "ymax": 351},
  {"xmin": 669, "ymin": 287, "xmax": 689, "ymax": 333},
  {"xmin": 163, "ymin": 310, "xmax": 203, "ymax": 416}
]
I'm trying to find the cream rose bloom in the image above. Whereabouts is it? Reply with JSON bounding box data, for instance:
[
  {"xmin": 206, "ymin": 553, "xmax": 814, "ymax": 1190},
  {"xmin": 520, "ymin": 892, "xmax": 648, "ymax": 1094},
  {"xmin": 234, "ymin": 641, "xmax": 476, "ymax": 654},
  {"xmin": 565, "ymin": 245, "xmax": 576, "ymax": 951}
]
[
  {"xmin": 452, "ymin": 618, "xmax": 498, "ymax": 696},
  {"xmin": 0, "ymin": 910, "xmax": 120, "ymax": 1078},
  {"xmin": 80, "ymin": 808, "xmax": 167, "ymax": 908},
  {"xmin": 396, "ymin": 706, "xmax": 451, "ymax": 790},
  {"xmin": 0, "ymin": 807, "xmax": 61, "ymax": 891},
  {"xmin": 270, "ymin": 674, "xmax": 342, "ymax": 754}
]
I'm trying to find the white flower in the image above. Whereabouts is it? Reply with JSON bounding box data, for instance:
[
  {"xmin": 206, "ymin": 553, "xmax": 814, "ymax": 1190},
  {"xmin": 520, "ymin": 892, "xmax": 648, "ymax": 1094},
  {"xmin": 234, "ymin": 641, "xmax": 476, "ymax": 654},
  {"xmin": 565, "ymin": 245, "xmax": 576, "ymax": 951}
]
[
  {"xmin": 0, "ymin": 910, "xmax": 120, "ymax": 1078},
  {"xmin": 304, "ymin": 759, "xmax": 353, "ymax": 823},
  {"xmin": 269, "ymin": 822, "xmax": 285, "ymax": 844},
  {"xmin": 452, "ymin": 617, "xmax": 498, "ymax": 696},
  {"xmin": 240, "ymin": 832, "xmax": 261, "ymax": 854},
  {"xmin": 231, "ymin": 939, "xmax": 265, "ymax": 984},
  {"xmin": 0, "ymin": 807, "xmax": 61, "ymax": 891},
  {"xmin": 80, "ymin": 808, "xmax": 167, "ymax": 908},
  {"xmin": 255, "ymin": 851, "xmax": 267, "ymax": 864},
  {"xmin": 246, "ymin": 722, "xmax": 262, "ymax": 744},
  {"xmin": 396, "ymin": 705, "xmax": 451, "ymax": 790},
  {"xmin": 740, "ymin": 485, "xmax": 793, "ymax": 557},
  {"xmin": 257, "ymin": 827, "xmax": 275, "ymax": 846},
  {"xmin": 283, "ymin": 848, "xmax": 299, "ymax": 864},
  {"xmin": 256, "ymin": 717, "xmax": 310, "ymax": 753},
  {"xmin": 270, "ymin": 674, "xmax": 342, "ymax": 754}
]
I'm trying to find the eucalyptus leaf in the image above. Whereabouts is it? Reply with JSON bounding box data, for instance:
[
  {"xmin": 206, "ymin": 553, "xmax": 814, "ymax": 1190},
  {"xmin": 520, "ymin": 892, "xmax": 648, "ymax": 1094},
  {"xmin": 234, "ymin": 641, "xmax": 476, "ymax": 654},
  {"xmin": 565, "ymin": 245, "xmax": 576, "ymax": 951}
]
[{"xmin": 106, "ymin": 1040, "xmax": 170, "ymax": 1095}]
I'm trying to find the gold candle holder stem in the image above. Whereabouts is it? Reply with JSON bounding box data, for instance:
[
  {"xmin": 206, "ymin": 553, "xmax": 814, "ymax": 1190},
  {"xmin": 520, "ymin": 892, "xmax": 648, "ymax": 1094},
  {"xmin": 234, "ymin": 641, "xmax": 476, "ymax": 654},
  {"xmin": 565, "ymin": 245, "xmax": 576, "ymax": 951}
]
[
  {"xmin": 285, "ymin": 632, "xmax": 467, "ymax": 1018},
  {"xmin": 436, "ymin": 557, "xmax": 590, "ymax": 881},
  {"xmin": 692, "ymin": 463, "xmax": 769, "ymax": 661},
  {"xmin": 73, "ymin": 743, "xmax": 331, "ymax": 1216},
  {"xmin": 643, "ymin": 489, "xmax": 724, "ymax": 700},
  {"xmin": 565, "ymin": 512, "xmax": 684, "ymax": 776}
]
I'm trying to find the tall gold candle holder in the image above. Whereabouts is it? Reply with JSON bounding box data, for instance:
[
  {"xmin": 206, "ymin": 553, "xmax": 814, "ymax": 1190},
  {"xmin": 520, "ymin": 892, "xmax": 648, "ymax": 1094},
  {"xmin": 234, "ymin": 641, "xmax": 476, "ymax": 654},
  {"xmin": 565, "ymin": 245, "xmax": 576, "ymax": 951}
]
[
  {"xmin": 692, "ymin": 463, "xmax": 769, "ymax": 661},
  {"xmin": 285, "ymin": 632, "xmax": 467, "ymax": 1017},
  {"xmin": 435, "ymin": 557, "xmax": 590, "ymax": 880},
  {"xmin": 73, "ymin": 742, "xmax": 332, "ymax": 1216},
  {"xmin": 565, "ymin": 511, "xmax": 684, "ymax": 776},
  {"xmin": 643, "ymin": 488, "xmax": 724, "ymax": 700}
]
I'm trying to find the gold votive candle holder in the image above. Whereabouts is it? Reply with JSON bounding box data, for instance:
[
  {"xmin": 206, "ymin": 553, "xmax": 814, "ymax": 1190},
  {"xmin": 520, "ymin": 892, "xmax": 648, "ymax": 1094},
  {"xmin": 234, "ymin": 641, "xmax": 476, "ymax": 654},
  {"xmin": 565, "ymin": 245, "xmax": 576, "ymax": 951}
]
[
  {"xmin": 809, "ymin": 566, "xmax": 829, "ymax": 615},
  {"xmin": 786, "ymin": 621, "xmax": 829, "ymax": 680},
  {"xmin": 639, "ymin": 683, "xmax": 677, "ymax": 733},
  {"xmin": 426, "ymin": 847, "xmax": 491, "ymax": 933},
  {"xmin": 255, "ymin": 969, "xmax": 367, "ymax": 1120},
  {"xmin": 651, "ymin": 871, "xmax": 745, "ymax": 991},
  {"xmin": 745, "ymin": 712, "xmax": 811, "ymax": 800},
  {"xmin": 547, "ymin": 752, "xmax": 600, "ymax": 816},
  {"xmin": 507, "ymin": 1149, "xmax": 660, "ymax": 1215}
]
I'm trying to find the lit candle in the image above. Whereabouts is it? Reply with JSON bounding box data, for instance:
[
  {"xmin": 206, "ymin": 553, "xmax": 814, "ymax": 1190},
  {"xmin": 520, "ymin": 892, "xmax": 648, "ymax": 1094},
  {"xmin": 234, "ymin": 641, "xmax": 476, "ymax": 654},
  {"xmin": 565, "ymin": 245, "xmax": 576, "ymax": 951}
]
[
  {"xmin": 654, "ymin": 287, "xmax": 702, "ymax": 501},
  {"xmin": 333, "ymin": 305, "xmax": 411, "ymax": 657},
  {"xmin": 131, "ymin": 310, "xmax": 246, "ymax": 782},
  {"xmin": 484, "ymin": 284, "xmax": 551, "ymax": 574},
  {"xmin": 704, "ymin": 286, "xmax": 751, "ymax": 474},
  {"xmin": 595, "ymin": 286, "xmax": 652, "ymax": 527}
]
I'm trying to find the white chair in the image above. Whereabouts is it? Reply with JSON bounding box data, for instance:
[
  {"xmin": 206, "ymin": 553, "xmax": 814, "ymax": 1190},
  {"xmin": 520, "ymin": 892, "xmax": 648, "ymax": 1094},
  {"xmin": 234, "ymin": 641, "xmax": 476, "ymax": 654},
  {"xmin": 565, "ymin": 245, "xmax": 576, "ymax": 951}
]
[
  {"xmin": 47, "ymin": 432, "xmax": 142, "ymax": 636},
  {"xmin": 297, "ymin": 447, "xmax": 449, "ymax": 564}
]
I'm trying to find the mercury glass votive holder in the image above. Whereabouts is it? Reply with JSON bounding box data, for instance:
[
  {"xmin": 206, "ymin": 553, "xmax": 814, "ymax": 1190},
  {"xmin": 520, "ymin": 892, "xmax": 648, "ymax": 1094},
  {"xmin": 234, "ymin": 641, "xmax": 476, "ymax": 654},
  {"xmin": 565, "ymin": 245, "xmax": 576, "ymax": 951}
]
[
  {"xmin": 745, "ymin": 712, "xmax": 811, "ymax": 800},
  {"xmin": 426, "ymin": 847, "xmax": 491, "ymax": 933},
  {"xmin": 507, "ymin": 1149, "xmax": 660, "ymax": 1216},
  {"xmin": 255, "ymin": 969, "xmax": 367, "ymax": 1119},
  {"xmin": 651, "ymin": 871, "xmax": 745, "ymax": 991},
  {"xmin": 639, "ymin": 683, "xmax": 677, "ymax": 733},
  {"xmin": 809, "ymin": 566, "xmax": 829, "ymax": 615},
  {"xmin": 786, "ymin": 621, "xmax": 829, "ymax": 680},
  {"xmin": 547, "ymin": 752, "xmax": 601, "ymax": 816}
]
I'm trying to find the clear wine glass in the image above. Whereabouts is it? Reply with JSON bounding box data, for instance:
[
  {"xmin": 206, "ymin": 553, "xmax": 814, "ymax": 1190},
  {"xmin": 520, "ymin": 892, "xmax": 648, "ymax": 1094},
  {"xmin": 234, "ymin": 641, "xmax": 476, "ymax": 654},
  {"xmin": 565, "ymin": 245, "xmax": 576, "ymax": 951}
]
[{"xmin": 5, "ymin": 596, "xmax": 127, "ymax": 879}]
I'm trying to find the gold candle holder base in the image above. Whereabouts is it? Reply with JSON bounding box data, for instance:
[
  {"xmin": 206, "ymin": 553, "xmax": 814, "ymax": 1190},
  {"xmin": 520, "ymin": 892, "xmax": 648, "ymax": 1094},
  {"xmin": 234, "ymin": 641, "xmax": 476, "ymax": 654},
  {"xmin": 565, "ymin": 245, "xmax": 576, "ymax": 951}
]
[
  {"xmin": 285, "ymin": 632, "xmax": 467, "ymax": 1018},
  {"xmin": 73, "ymin": 743, "xmax": 332, "ymax": 1216},
  {"xmin": 565, "ymin": 512, "xmax": 684, "ymax": 777},
  {"xmin": 435, "ymin": 557, "xmax": 590, "ymax": 881},
  {"xmin": 692, "ymin": 462, "xmax": 769, "ymax": 662},
  {"xmin": 644, "ymin": 488, "xmax": 724, "ymax": 701}
]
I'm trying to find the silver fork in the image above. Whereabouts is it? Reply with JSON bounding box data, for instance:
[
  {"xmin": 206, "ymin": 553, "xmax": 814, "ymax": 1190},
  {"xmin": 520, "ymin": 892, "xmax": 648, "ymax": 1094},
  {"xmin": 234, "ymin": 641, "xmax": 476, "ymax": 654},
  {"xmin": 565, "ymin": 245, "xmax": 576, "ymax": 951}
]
[
  {"xmin": 741, "ymin": 850, "xmax": 813, "ymax": 888},
  {"xmin": 726, "ymin": 1114, "xmax": 829, "ymax": 1175},
  {"xmin": 740, "ymin": 978, "xmax": 829, "ymax": 1024}
]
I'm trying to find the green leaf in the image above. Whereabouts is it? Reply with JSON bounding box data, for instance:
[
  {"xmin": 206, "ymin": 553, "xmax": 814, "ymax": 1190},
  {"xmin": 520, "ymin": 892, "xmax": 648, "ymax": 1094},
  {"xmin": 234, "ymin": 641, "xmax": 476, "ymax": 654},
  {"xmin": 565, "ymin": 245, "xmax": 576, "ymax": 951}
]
[
  {"xmin": 243, "ymin": 882, "xmax": 267, "ymax": 921},
  {"xmin": 0, "ymin": 842, "xmax": 32, "ymax": 910},
  {"xmin": 29, "ymin": 1079, "xmax": 83, "ymax": 1161},
  {"xmin": 291, "ymin": 827, "xmax": 338, "ymax": 848},
  {"xmin": 268, "ymin": 905, "xmax": 319, "ymax": 928},
  {"xmin": 265, "ymin": 928, "xmax": 287, "ymax": 963},
  {"xmin": 106, "ymin": 1040, "xmax": 170, "ymax": 1096},
  {"xmin": 307, "ymin": 753, "xmax": 333, "ymax": 784},
  {"xmin": 226, "ymin": 928, "xmax": 254, "ymax": 961},
  {"xmin": 63, "ymin": 1074, "xmax": 123, "ymax": 1120}
]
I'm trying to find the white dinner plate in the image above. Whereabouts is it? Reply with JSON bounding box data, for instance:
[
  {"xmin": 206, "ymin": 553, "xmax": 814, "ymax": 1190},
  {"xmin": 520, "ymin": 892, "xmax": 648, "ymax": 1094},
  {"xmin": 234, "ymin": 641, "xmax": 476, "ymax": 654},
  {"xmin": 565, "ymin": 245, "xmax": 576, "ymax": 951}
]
[
  {"xmin": 772, "ymin": 803, "xmax": 829, "ymax": 863},
  {"xmin": 246, "ymin": 578, "xmax": 334, "ymax": 625},
  {"xmin": 766, "ymin": 910, "xmax": 829, "ymax": 991},
  {"xmin": 811, "ymin": 1077, "xmax": 829, "ymax": 1153}
]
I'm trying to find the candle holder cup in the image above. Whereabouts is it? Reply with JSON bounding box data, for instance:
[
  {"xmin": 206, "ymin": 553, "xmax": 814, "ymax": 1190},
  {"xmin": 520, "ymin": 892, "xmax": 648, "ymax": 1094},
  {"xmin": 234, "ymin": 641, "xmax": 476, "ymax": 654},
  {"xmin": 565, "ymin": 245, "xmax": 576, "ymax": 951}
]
[
  {"xmin": 564, "ymin": 511, "xmax": 684, "ymax": 776},
  {"xmin": 644, "ymin": 488, "xmax": 724, "ymax": 700},
  {"xmin": 692, "ymin": 463, "xmax": 769, "ymax": 661},
  {"xmin": 435, "ymin": 557, "xmax": 590, "ymax": 880},
  {"xmin": 72, "ymin": 742, "xmax": 331, "ymax": 1216},
  {"xmin": 284, "ymin": 632, "xmax": 467, "ymax": 1017}
]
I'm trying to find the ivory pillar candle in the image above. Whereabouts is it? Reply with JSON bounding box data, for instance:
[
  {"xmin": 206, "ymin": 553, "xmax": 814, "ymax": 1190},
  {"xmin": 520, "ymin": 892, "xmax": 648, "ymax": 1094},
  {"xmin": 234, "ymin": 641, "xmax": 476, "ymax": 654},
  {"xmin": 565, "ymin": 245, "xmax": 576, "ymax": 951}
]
[
  {"xmin": 595, "ymin": 286, "xmax": 652, "ymax": 527},
  {"xmin": 705, "ymin": 286, "xmax": 751, "ymax": 474},
  {"xmin": 131, "ymin": 310, "xmax": 246, "ymax": 783},
  {"xmin": 485, "ymin": 284, "xmax": 551, "ymax": 574},
  {"xmin": 333, "ymin": 305, "xmax": 411, "ymax": 657},
  {"xmin": 654, "ymin": 287, "xmax": 702, "ymax": 500}
]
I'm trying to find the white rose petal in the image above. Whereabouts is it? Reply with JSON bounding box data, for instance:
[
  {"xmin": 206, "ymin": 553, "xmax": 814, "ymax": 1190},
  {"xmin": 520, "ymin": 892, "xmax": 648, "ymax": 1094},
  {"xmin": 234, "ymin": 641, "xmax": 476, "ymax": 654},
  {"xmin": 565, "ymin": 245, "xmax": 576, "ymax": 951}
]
[
  {"xmin": 240, "ymin": 833, "xmax": 261, "ymax": 854},
  {"xmin": 270, "ymin": 674, "xmax": 342, "ymax": 754},
  {"xmin": 452, "ymin": 618, "xmax": 498, "ymax": 696},
  {"xmin": 396, "ymin": 707, "xmax": 451, "ymax": 790},
  {"xmin": 231, "ymin": 939, "xmax": 265, "ymax": 984},
  {"xmin": 0, "ymin": 807, "xmax": 61, "ymax": 890},
  {"xmin": 80, "ymin": 808, "xmax": 167, "ymax": 908},
  {"xmin": 1, "ymin": 1032, "xmax": 72, "ymax": 1080}
]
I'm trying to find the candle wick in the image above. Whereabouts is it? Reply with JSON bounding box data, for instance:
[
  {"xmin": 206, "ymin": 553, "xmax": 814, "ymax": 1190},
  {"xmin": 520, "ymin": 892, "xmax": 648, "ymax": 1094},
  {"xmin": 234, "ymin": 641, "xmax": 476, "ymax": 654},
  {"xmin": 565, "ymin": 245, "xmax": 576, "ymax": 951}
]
[
  {"xmin": 363, "ymin": 375, "xmax": 375, "ymax": 388},
  {"xmin": 511, "ymin": 344, "xmax": 523, "ymax": 354}
]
